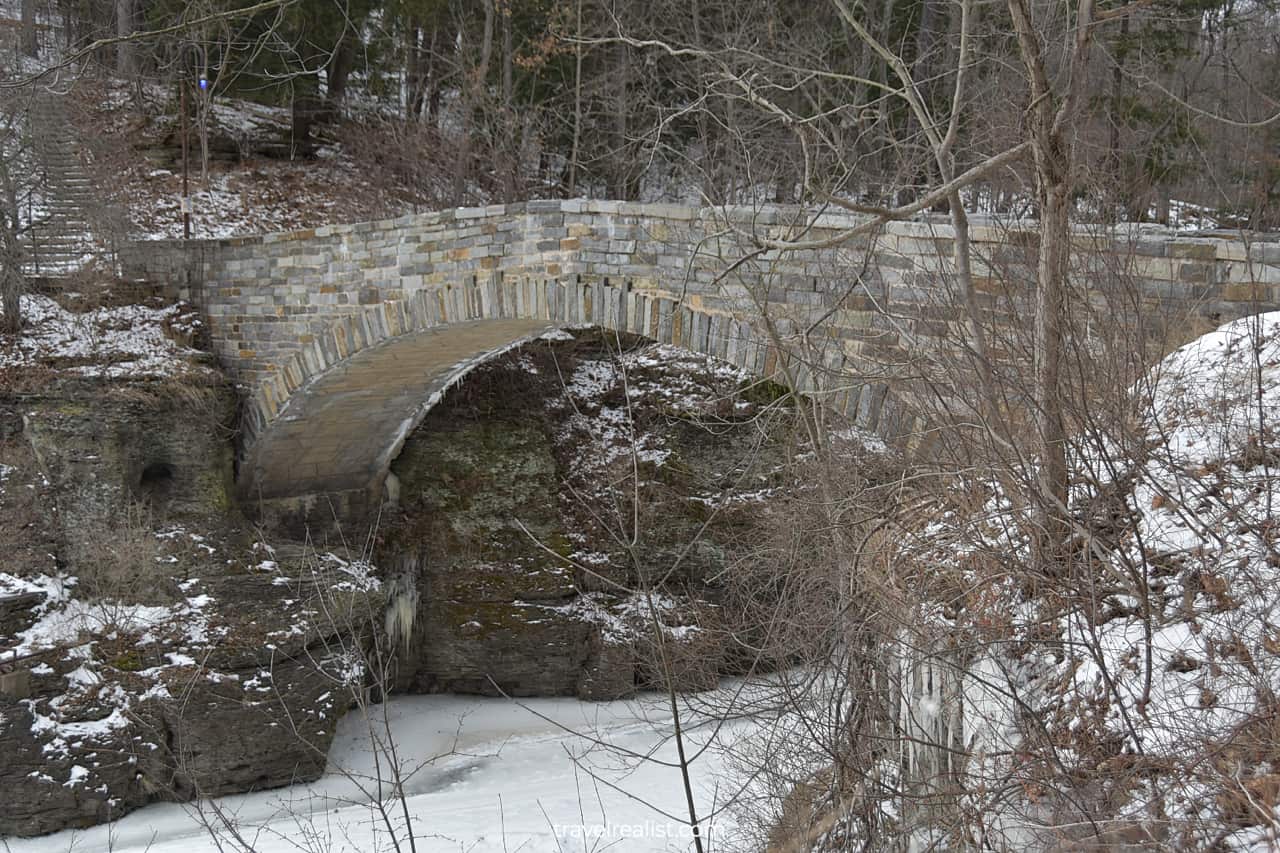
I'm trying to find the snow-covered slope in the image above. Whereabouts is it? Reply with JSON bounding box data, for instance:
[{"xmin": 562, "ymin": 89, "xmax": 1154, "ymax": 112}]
[
  {"xmin": 949, "ymin": 312, "xmax": 1280, "ymax": 850},
  {"xmin": 1059, "ymin": 311, "xmax": 1280, "ymax": 847}
]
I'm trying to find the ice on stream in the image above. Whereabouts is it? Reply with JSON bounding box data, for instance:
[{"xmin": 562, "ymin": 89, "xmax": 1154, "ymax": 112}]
[{"xmin": 11, "ymin": 690, "xmax": 762, "ymax": 853}]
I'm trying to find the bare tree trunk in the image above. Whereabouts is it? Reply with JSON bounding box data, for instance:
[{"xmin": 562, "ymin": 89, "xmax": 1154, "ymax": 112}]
[
  {"xmin": 2, "ymin": 105, "xmax": 26, "ymax": 332},
  {"xmin": 612, "ymin": 39, "xmax": 630, "ymax": 199},
  {"xmin": 115, "ymin": 0, "xmax": 133, "ymax": 74},
  {"xmin": 20, "ymin": 0, "xmax": 38, "ymax": 57},
  {"xmin": 500, "ymin": 3, "xmax": 512, "ymax": 109},
  {"xmin": 913, "ymin": 0, "xmax": 939, "ymax": 99},
  {"xmin": 416, "ymin": 27, "xmax": 441, "ymax": 123},
  {"xmin": 409, "ymin": 24, "xmax": 445, "ymax": 124},
  {"xmin": 427, "ymin": 29, "xmax": 441, "ymax": 122},
  {"xmin": 290, "ymin": 74, "xmax": 323, "ymax": 158},
  {"xmin": 0, "ymin": 161, "xmax": 21, "ymax": 334},
  {"xmin": 1033, "ymin": 177, "xmax": 1071, "ymax": 551},
  {"xmin": 325, "ymin": 35, "xmax": 354, "ymax": 111},
  {"xmin": 691, "ymin": 0, "xmax": 706, "ymax": 200},
  {"xmin": 568, "ymin": 0, "xmax": 583, "ymax": 195},
  {"xmin": 875, "ymin": 0, "xmax": 898, "ymax": 195},
  {"xmin": 500, "ymin": 0, "xmax": 515, "ymax": 202},
  {"xmin": 406, "ymin": 22, "xmax": 423, "ymax": 120},
  {"xmin": 0, "ymin": 250, "xmax": 19, "ymax": 334},
  {"xmin": 453, "ymin": 3, "xmax": 494, "ymax": 205},
  {"xmin": 1109, "ymin": 14, "xmax": 1129, "ymax": 218},
  {"xmin": 1006, "ymin": 0, "xmax": 1094, "ymax": 559}
]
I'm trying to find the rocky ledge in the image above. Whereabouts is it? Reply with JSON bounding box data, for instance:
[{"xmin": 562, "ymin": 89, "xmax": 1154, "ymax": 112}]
[{"xmin": 0, "ymin": 295, "xmax": 384, "ymax": 836}]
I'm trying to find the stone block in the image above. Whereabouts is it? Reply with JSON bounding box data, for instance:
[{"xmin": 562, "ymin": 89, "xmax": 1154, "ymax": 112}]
[
  {"xmin": 585, "ymin": 200, "xmax": 626, "ymax": 214},
  {"xmin": 1168, "ymin": 241, "xmax": 1217, "ymax": 260},
  {"xmin": 636, "ymin": 203, "xmax": 697, "ymax": 221},
  {"xmin": 1222, "ymin": 283, "xmax": 1272, "ymax": 303},
  {"xmin": 864, "ymin": 250, "xmax": 910, "ymax": 271},
  {"xmin": 0, "ymin": 668, "xmax": 31, "ymax": 700},
  {"xmin": 1179, "ymin": 262, "xmax": 1216, "ymax": 283}
]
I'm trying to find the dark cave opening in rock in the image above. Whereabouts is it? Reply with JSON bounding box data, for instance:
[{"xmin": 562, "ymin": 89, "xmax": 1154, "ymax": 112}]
[{"xmin": 138, "ymin": 461, "xmax": 176, "ymax": 506}]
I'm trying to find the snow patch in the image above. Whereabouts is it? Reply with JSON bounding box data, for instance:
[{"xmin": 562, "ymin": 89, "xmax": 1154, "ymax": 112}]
[{"xmin": 0, "ymin": 295, "xmax": 210, "ymax": 379}]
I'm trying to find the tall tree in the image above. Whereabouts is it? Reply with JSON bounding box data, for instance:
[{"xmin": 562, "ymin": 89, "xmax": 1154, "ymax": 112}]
[
  {"xmin": 116, "ymin": 0, "xmax": 135, "ymax": 74},
  {"xmin": 0, "ymin": 97, "xmax": 27, "ymax": 335},
  {"xmin": 20, "ymin": 0, "xmax": 38, "ymax": 57}
]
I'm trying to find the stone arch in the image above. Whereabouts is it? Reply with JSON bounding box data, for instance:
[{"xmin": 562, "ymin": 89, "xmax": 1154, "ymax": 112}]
[{"xmin": 238, "ymin": 275, "xmax": 792, "ymax": 528}]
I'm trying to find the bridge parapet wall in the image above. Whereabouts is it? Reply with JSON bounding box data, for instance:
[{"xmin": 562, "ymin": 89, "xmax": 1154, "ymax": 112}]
[{"xmin": 123, "ymin": 201, "xmax": 1280, "ymax": 454}]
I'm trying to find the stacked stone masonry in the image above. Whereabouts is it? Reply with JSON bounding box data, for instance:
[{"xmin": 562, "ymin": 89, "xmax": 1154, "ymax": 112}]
[{"xmin": 122, "ymin": 201, "xmax": 1280, "ymax": 509}]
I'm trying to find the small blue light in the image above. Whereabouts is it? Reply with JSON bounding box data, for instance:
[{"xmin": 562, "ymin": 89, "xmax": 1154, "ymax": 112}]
[{"xmin": 198, "ymin": 77, "xmax": 208, "ymax": 91}]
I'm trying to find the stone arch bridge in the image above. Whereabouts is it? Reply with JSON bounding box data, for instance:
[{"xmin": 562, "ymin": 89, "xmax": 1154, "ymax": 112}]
[{"xmin": 124, "ymin": 201, "xmax": 1280, "ymax": 526}]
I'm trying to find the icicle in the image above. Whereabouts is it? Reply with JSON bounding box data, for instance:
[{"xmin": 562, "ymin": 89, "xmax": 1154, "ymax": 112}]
[
  {"xmin": 383, "ymin": 470, "xmax": 401, "ymax": 508},
  {"xmin": 383, "ymin": 556, "xmax": 420, "ymax": 652}
]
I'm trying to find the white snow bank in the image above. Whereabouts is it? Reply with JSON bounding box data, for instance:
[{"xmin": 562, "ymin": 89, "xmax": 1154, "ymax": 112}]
[
  {"xmin": 0, "ymin": 571, "xmax": 63, "ymax": 602},
  {"xmin": 922, "ymin": 310, "xmax": 1280, "ymax": 848},
  {"xmin": 1068, "ymin": 312, "xmax": 1280, "ymax": 756},
  {"xmin": 13, "ymin": 587, "xmax": 216, "ymax": 659}
]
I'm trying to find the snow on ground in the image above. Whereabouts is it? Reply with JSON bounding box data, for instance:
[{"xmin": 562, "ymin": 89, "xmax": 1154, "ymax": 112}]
[
  {"xmin": 0, "ymin": 294, "xmax": 209, "ymax": 378},
  {"xmin": 9, "ymin": 688, "xmax": 765, "ymax": 853},
  {"xmin": 542, "ymin": 590, "xmax": 705, "ymax": 643},
  {"xmin": 1062, "ymin": 311, "xmax": 1280, "ymax": 757},
  {"xmin": 129, "ymin": 159, "xmax": 384, "ymax": 240},
  {"xmin": 0, "ymin": 571, "xmax": 64, "ymax": 605},
  {"xmin": 10, "ymin": 575, "xmax": 218, "ymax": 661},
  {"xmin": 1158, "ymin": 199, "xmax": 1233, "ymax": 232},
  {"xmin": 895, "ymin": 310, "xmax": 1280, "ymax": 848}
]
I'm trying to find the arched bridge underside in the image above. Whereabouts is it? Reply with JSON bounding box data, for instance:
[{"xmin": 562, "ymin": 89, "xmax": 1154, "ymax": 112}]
[
  {"xmin": 123, "ymin": 200, "xmax": 1280, "ymax": 525},
  {"xmin": 238, "ymin": 274, "xmax": 841, "ymax": 525},
  {"xmin": 247, "ymin": 317, "xmax": 555, "ymax": 507},
  {"xmin": 237, "ymin": 274, "xmax": 805, "ymax": 523}
]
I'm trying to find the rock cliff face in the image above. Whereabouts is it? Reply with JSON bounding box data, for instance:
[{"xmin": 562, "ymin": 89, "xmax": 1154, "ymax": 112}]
[
  {"xmin": 0, "ymin": 565, "xmax": 371, "ymax": 836},
  {"xmin": 1, "ymin": 334, "xmax": 381, "ymax": 837},
  {"xmin": 380, "ymin": 329, "xmax": 802, "ymax": 700},
  {"xmin": 8, "ymin": 380, "xmax": 235, "ymax": 529}
]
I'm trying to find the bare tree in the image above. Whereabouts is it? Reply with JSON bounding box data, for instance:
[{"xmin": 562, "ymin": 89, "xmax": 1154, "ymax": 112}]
[
  {"xmin": 0, "ymin": 89, "xmax": 31, "ymax": 335},
  {"xmin": 20, "ymin": 0, "xmax": 39, "ymax": 58}
]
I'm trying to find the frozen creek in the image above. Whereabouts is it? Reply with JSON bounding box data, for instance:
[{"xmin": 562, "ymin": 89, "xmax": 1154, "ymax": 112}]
[{"xmin": 12, "ymin": 690, "xmax": 761, "ymax": 853}]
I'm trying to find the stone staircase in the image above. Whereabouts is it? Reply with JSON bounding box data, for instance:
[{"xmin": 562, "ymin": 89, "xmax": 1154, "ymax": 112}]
[{"xmin": 20, "ymin": 95, "xmax": 101, "ymax": 276}]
